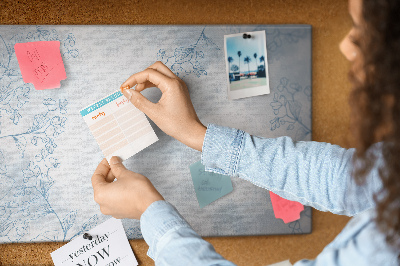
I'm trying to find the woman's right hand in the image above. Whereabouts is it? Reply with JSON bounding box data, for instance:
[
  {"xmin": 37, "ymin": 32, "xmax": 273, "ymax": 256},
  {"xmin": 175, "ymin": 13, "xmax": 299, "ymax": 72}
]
[{"xmin": 120, "ymin": 61, "xmax": 206, "ymax": 151}]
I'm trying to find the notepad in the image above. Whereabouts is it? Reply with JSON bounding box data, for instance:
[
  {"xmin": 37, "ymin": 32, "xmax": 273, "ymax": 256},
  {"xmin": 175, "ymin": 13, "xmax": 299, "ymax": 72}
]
[
  {"xmin": 14, "ymin": 41, "xmax": 67, "ymax": 90},
  {"xmin": 80, "ymin": 91, "xmax": 158, "ymax": 162},
  {"xmin": 189, "ymin": 160, "xmax": 233, "ymax": 208},
  {"xmin": 269, "ymin": 191, "xmax": 304, "ymax": 224}
]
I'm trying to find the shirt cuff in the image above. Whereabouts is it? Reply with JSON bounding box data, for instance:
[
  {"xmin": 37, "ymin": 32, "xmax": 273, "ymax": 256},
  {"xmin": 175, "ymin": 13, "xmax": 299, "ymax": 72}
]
[
  {"xmin": 140, "ymin": 200, "xmax": 192, "ymax": 260},
  {"xmin": 201, "ymin": 124, "xmax": 245, "ymax": 176}
]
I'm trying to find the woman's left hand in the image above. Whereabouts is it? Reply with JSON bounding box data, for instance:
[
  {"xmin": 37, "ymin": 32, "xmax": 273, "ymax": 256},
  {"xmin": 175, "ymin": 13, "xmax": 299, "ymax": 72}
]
[{"xmin": 91, "ymin": 157, "xmax": 164, "ymax": 219}]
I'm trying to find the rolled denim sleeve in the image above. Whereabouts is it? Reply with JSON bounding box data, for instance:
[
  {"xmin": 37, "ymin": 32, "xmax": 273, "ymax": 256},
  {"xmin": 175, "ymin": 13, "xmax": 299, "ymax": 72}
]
[
  {"xmin": 140, "ymin": 200, "xmax": 236, "ymax": 265},
  {"xmin": 201, "ymin": 124, "xmax": 382, "ymax": 216}
]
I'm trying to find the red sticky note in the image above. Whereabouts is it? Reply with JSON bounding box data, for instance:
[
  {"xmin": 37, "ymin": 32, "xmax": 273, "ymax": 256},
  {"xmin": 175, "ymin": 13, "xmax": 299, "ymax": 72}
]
[
  {"xmin": 270, "ymin": 191, "xmax": 304, "ymax": 224},
  {"xmin": 14, "ymin": 41, "xmax": 67, "ymax": 90}
]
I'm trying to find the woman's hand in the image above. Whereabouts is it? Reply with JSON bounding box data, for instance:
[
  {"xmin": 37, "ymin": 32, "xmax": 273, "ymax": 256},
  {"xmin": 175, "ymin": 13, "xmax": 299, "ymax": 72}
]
[
  {"xmin": 91, "ymin": 157, "xmax": 164, "ymax": 220},
  {"xmin": 120, "ymin": 61, "xmax": 206, "ymax": 151}
]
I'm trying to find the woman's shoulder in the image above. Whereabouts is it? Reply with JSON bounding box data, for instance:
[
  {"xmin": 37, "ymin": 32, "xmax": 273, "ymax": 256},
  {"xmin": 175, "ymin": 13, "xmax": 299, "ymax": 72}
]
[{"xmin": 322, "ymin": 209, "xmax": 399, "ymax": 265}]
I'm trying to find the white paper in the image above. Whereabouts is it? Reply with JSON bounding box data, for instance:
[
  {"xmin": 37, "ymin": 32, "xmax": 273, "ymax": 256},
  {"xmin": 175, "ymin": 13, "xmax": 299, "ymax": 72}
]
[
  {"xmin": 267, "ymin": 260, "xmax": 293, "ymax": 266},
  {"xmin": 51, "ymin": 218, "xmax": 138, "ymax": 266},
  {"xmin": 80, "ymin": 90, "xmax": 158, "ymax": 162}
]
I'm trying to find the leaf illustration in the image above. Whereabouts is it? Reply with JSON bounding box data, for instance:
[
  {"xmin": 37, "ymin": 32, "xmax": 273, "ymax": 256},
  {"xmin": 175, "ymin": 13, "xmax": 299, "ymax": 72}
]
[
  {"xmin": 288, "ymin": 100, "xmax": 302, "ymax": 120},
  {"xmin": 295, "ymin": 127, "xmax": 310, "ymax": 141},
  {"xmin": 287, "ymin": 124, "xmax": 295, "ymax": 130},
  {"xmin": 13, "ymin": 136, "xmax": 27, "ymax": 158},
  {"xmin": 62, "ymin": 211, "xmax": 77, "ymax": 234},
  {"xmin": 43, "ymin": 98, "xmax": 57, "ymax": 111},
  {"xmin": 29, "ymin": 113, "xmax": 49, "ymax": 132},
  {"xmin": 15, "ymin": 86, "xmax": 30, "ymax": 108},
  {"xmin": 80, "ymin": 215, "xmax": 99, "ymax": 233}
]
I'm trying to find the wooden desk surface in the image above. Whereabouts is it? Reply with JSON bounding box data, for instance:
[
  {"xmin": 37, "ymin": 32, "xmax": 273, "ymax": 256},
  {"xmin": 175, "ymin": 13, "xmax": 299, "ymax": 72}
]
[{"xmin": 0, "ymin": 0, "xmax": 351, "ymax": 265}]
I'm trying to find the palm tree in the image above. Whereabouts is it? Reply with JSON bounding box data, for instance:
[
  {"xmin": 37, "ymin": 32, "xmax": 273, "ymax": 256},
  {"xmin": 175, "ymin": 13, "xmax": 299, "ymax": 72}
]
[
  {"xmin": 260, "ymin": 55, "xmax": 265, "ymax": 73},
  {"xmin": 237, "ymin": 51, "xmax": 242, "ymax": 78},
  {"xmin": 244, "ymin": 56, "xmax": 251, "ymax": 78},
  {"xmin": 259, "ymin": 55, "xmax": 265, "ymax": 64},
  {"xmin": 253, "ymin": 53, "xmax": 258, "ymax": 74},
  {"xmin": 227, "ymin": 56, "xmax": 234, "ymax": 73}
]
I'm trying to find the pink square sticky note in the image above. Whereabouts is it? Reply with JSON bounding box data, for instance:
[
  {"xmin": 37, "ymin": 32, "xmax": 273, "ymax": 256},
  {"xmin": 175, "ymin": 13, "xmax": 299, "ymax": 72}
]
[
  {"xmin": 14, "ymin": 41, "xmax": 67, "ymax": 90},
  {"xmin": 270, "ymin": 191, "xmax": 304, "ymax": 224}
]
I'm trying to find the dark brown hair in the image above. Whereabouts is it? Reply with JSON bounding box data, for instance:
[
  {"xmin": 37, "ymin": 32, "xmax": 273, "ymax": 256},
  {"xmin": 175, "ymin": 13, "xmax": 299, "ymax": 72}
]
[{"xmin": 349, "ymin": 0, "xmax": 400, "ymax": 255}]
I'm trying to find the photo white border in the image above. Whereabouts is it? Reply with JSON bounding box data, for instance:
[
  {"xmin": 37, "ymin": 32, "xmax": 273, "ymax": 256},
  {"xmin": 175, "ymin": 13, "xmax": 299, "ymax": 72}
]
[{"xmin": 224, "ymin": 30, "xmax": 270, "ymax": 100}]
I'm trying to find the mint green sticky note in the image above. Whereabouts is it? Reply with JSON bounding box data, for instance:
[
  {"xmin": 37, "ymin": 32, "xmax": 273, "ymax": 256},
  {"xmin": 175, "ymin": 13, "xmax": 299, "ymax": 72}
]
[{"xmin": 189, "ymin": 160, "xmax": 233, "ymax": 208}]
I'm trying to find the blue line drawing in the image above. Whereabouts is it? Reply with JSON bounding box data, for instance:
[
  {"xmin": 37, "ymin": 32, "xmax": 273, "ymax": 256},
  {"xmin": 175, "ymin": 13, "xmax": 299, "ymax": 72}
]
[
  {"xmin": 125, "ymin": 226, "xmax": 143, "ymax": 239},
  {"xmin": 157, "ymin": 27, "xmax": 219, "ymax": 78},
  {"xmin": 269, "ymin": 77, "xmax": 311, "ymax": 141},
  {"xmin": 0, "ymin": 27, "xmax": 94, "ymax": 243},
  {"xmin": 288, "ymin": 206, "xmax": 311, "ymax": 234},
  {"xmin": 264, "ymin": 28, "xmax": 308, "ymax": 62}
]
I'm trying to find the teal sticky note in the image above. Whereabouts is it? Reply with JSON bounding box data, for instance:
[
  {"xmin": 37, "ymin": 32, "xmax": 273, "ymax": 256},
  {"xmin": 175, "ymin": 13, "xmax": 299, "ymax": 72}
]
[{"xmin": 189, "ymin": 160, "xmax": 233, "ymax": 208}]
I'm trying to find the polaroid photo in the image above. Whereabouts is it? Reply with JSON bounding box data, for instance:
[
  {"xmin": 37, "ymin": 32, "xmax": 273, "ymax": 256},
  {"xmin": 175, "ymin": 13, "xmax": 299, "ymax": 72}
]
[{"xmin": 224, "ymin": 30, "xmax": 270, "ymax": 100}]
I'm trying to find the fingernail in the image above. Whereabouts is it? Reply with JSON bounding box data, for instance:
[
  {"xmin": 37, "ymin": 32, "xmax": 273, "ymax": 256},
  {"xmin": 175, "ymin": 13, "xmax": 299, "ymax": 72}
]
[
  {"xmin": 123, "ymin": 89, "xmax": 133, "ymax": 100},
  {"xmin": 110, "ymin": 156, "xmax": 122, "ymax": 165}
]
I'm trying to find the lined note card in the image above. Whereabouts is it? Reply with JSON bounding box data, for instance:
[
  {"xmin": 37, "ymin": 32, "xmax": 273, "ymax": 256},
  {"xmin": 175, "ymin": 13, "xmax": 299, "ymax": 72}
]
[
  {"xmin": 80, "ymin": 91, "xmax": 158, "ymax": 162},
  {"xmin": 14, "ymin": 41, "xmax": 67, "ymax": 90}
]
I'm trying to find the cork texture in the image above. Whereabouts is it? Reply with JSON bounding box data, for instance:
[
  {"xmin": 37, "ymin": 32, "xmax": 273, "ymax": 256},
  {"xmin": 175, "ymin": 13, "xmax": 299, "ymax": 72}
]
[{"xmin": 0, "ymin": 0, "xmax": 352, "ymax": 265}]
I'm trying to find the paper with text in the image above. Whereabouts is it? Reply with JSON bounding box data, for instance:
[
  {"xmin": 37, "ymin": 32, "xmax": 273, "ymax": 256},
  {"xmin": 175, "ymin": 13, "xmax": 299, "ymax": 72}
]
[
  {"xmin": 80, "ymin": 91, "xmax": 158, "ymax": 162},
  {"xmin": 14, "ymin": 41, "xmax": 67, "ymax": 90},
  {"xmin": 270, "ymin": 191, "xmax": 304, "ymax": 224},
  {"xmin": 190, "ymin": 160, "xmax": 233, "ymax": 208},
  {"xmin": 51, "ymin": 218, "xmax": 138, "ymax": 266}
]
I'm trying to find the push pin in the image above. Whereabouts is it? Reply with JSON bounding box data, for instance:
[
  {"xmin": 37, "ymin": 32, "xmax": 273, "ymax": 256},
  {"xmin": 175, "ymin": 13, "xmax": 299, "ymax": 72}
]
[
  {"xmin": 243, "ymin": 33, "xmax": 252, "ymax": 39},
  {"xmin": 120, "ymin": 85, "xmax": 130, "ymax": 93},
  {"xmin": 83, "ymin": 233, "xmax": 93, "ymax": 240}
]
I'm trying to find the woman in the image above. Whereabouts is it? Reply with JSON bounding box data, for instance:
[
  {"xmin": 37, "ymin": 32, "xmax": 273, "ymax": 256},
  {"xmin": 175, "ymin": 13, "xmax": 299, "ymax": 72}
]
[{"xmin": 91, "ymin": 0, "xmax": 400, "ymax": 264}]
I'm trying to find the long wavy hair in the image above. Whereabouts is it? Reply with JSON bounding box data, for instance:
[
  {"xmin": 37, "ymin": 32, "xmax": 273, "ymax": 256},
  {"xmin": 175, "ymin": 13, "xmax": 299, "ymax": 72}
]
[{"xmin": 349, "ymin": 0, "xmax": 400, "ymax": 256}]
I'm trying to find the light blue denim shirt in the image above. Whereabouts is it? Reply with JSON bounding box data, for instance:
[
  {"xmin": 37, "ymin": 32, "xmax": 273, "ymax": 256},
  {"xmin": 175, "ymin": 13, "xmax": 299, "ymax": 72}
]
[{"xmin": 140, "ymin": 124, "xmax": 399, "ymax": 265}]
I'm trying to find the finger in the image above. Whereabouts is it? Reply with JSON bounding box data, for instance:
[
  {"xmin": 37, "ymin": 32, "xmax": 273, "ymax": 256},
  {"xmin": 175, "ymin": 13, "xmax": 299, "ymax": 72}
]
[
  {"xmin": 121, "ymin": 68, "xmax": 172, "ymax": 94},
  {"xmin": 135, "ymin": 81, "xmax": 156, "ymax": 92},
  {"xmin": 105, "ymin": 169, "xmax": 116, "ymax": 183},
  {"xmin": 91, "ymin": 159, "xmax": 110, "ymax": 189},
  {"xmin": 121, "ymin": 88, "xmax": 159, "ymax": 117},
  {"xmin": 147, "ymin": 61, "xmax": 178, "ymax": 79},
  {"xmin": 109, "ymin": 156, "xmax": 130, "ymax": 179}
]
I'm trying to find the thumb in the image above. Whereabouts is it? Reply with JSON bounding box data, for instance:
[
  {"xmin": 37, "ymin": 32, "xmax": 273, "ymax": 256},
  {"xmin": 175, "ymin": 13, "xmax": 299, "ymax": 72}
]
[
  {"xmin": 122, "ymin": 89, "xmax": 155, "ymax": 116},
  {"xmin": 109, "ymin": 156, "xmax": 129, "ymax": 178}
]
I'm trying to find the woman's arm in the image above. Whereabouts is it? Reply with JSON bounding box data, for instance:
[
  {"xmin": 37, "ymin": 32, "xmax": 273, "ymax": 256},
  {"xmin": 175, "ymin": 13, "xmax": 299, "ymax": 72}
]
[
  {"xmin": 91, "ymin": 157, "xmax": 236, "ymax": 265},
  {"xmin": 141, "ymin": 201, "xmax": 236, "ymax": 266},
  {"xmin": 120, "ymin": 62, "xmax": 382, "ymax": 217},
  {"xmin": 202, "ymin": 124, "xmax": 383, "ymax": 216}
]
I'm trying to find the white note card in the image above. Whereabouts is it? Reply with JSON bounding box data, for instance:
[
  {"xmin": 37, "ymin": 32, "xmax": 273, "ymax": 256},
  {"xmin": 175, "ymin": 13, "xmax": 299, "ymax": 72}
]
[
  {"xmin": 51, "ymin": 218, "xmax": 138, "ymax": 266},
  {"xmin": 80, "ymin": 90, "xmax": 158, "ymax": 162}
]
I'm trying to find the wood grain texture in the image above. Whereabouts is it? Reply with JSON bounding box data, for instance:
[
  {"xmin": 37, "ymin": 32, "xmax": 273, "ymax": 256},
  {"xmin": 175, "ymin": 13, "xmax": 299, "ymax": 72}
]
[{"xmin": 0, "ymin": 0, "xmax": 352, "ymax": 265}]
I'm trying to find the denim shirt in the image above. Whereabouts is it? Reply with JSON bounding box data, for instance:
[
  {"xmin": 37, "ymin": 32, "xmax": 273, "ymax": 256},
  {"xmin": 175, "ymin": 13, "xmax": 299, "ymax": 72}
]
[{"xmin": 140, "ymin": 124, "xmax": 399, "ymax": 265}]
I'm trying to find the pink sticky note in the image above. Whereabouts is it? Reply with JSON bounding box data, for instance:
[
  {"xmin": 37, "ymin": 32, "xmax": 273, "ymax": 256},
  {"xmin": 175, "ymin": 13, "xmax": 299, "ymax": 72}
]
[
  {"xmin": 270, "ymin": 191, "xmax": 304, "ymax": 224},
  {"xmin": 14, "ymin": 41, "xmax": 66, "ymax": 90}
]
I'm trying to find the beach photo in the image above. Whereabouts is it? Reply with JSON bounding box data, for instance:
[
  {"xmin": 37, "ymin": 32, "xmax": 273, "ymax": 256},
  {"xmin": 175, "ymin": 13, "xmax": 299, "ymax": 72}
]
[{"xmin": 224, "ymin": 30, "xmax": 270, "ymax": 100}]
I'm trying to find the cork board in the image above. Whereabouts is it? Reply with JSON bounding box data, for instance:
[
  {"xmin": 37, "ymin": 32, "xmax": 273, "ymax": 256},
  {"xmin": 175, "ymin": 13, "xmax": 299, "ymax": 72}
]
[{"xmin": 0, "ymin": 0, "xmax": 352, "ymax": 265}]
